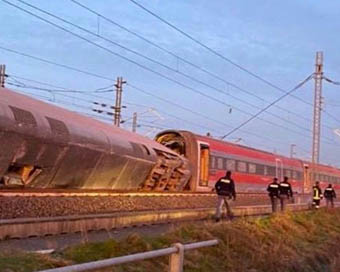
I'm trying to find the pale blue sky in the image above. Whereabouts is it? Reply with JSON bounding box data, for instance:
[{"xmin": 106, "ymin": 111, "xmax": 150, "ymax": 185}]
[{"xmin": 1, "ymin": 0, "xmax": 340, "ymax": 165}]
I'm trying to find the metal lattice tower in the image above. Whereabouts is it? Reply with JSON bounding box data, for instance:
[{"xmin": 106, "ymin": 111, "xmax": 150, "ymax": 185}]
[{"xmin": 312, "ymin": 52, "xmax": 323, "ymax": 164}]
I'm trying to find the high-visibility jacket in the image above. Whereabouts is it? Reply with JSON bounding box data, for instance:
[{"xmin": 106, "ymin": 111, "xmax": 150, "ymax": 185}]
[{"xmin": 313, "ymin": 186, "xmax": 323, "ymax": 200}]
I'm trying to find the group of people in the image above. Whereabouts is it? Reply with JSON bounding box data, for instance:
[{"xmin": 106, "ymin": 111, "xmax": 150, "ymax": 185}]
[{"xmin": 214, "ymin": 170, "xmax": 337, "ymax": 222}]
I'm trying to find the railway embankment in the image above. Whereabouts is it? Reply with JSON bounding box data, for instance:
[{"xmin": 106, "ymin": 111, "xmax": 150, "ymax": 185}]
[
  {"xmin": 0, "ymin": 193, "xmax": 268, "ymax": 219},
  {"xmin": 1, "ymin": 209, "xmax": 340, "ymax": 272}
]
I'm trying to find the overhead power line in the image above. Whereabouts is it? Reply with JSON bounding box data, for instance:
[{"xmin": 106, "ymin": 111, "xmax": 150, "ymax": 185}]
[
  {"xmin": 18, "ymin": 0, "xmax": 314, "ymax": 134},
  {"xmin": 69, "ymin": 0, "xmax": 318, "ymax": 127},
  {"xmin": 2, "ymin": 42, "xmax": 338, "ymax": 147},
  {"xmin": 2, "ymin": 0, "xmax": 330, "ymax": 141},
  {"xmin": 128, "ymin": 0, "xmax": 340, "ymax": 126},
  {"xmin": 7, "ymin": 73, "xmax": 297, "ymax": 147},
  {"xmin": 7, "ymin": 76, "xmax": 226, "ymax": 135},
  {"xmin": 127, "ymin": 83, "xmax": 340, "ymax": 147},
  {"xmin": 221, "ymin": 73, "xmax": 314, "ymax": 139},
  {"xmin": 7, "ymin": 75, "xmax": 113, "ymax": 93},
  {"xmin": 0, "ymin": 46, "xmax": 115, "ymax": 82}
]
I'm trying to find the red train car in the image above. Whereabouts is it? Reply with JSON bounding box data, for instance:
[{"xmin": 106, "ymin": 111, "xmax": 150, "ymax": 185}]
[{"xmin": 156, "ymin": 130, "xmax": 340, "ymax": 194}]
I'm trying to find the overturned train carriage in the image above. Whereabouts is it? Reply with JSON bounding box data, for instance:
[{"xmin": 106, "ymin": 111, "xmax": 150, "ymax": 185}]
[{"xmin": 0, "ymin": 88, "xmax": 191, "ymax": 191}]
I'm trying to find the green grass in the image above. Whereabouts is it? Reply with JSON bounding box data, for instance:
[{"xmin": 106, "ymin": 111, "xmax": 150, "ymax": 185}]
[{"xmin": 2, "ymin": 209, "xmax": 340, "ymax": 271}]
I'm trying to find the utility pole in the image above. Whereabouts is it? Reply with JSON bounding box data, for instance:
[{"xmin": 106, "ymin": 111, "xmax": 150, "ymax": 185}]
[
  {"xmin": 113, "ymin": 77, "xmax": 126, "ymax": 127},
  {"xmin": 132, "ymin": 112, "xmax": 137, "ymax": 132},
  {"xmin": 0, "ymin": 64, "xmax": 6, "ymax": 88},
  {"xmin": 312, "ymin": 52, "xmax": 323, "ymax": 165},
  {"xmin": 290, "ymin": 144, "xmax": 296, "ymax": 158}
]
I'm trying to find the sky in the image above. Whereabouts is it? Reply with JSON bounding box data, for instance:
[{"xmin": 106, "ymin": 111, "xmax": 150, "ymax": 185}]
[{"xmin": 1, "ymin": 0, "xmax": 340, "ymax": 166}]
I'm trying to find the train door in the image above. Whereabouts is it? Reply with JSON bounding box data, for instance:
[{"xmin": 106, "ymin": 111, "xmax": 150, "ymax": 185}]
[
  {"xmin": 198, "ymin": 142, "xmax": 210, "ymax": 188},
  {"xmin": 303, "ymin": 164, "xmax": 311, "ymax": 193},
  {"xmin": 275, "ymin": 158, "xmax": 283, "ymax": 181}
]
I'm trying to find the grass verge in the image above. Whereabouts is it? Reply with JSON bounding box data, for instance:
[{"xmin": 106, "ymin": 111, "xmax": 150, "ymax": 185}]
[{"xmin": 1, "ymin": 209, "xmax": 340, "ymax": 271}]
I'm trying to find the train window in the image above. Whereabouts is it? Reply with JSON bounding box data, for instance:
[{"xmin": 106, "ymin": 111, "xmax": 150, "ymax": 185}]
[
  {"xmin": 267, "ymin": 166, "xmax": 276, "ymax": 177},
  {"xmin": 292, "ymin": 171, "xmax": 297, "ymax": 179},
  {"xmin": 237, "ymin": 161, "xmax": 247, "ymax": 173},
  {"xmin": 217, "ymin": 158, "xmax": 224, "ymax": 169},
  {"xmin": 46, "ymin": 117, "xmax": 69, "ymax": 138},
  {"xmin": 226, "ymin": 159, "xmax": 235, "ymax": 171},
  {"xmin": 255, "ymin": 164, "xmax": 264, "ymax": 175},
  {"xmin": 9, "ymin": 106, "xmax": 37, "ymax": 127},
  {"xmin": 248, "ymin": 163, "xmax": 256, "ymax": 174},
  {"xmin": 264, "ymin": 166, "xmax": 268, "ymax": 176},
  {"xmin": 298, "ymin": 172, "xmax": 303, "ymax": 180},
  {"xmin": 210, "ymin": 156, "xmax": 216, "ymax": 169},
  {"xmin": 285, "ymin": 170, "xmax": 291, "ymax": 178}
]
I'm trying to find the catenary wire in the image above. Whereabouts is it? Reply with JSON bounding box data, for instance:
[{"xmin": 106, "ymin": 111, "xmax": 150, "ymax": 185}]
[
  {"xmin": 1, "ymin": 0, "xmax": 331, "ymax": 142},
  {"xmin": 128, "ymin": 0, "xmax": 340, "ymax": 126},
  {"xmin": 6, "ymin": 75, "xmax": 299, "ymax": 148},
  {"xmin": 13, "ymin": 0, "xmax": 323, "ymax": 134},
  {"xmin": 221, "ymin": 74, "xmax": 314, "ymax": 139},
  {"xmin": 69, "ymin": 0, "xmax": 319, "ymax": 127}
]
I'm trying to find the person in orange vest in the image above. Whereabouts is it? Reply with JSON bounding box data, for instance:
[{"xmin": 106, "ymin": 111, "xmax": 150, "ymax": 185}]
[{"xmin": 312, "ymin": 181, "xmax": 323, "ymax": 209}]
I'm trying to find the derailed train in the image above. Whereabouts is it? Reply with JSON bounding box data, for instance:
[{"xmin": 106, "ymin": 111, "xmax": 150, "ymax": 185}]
[
  {"xmin": 0, "ymin": 87, "xmax": 191, "ymax": 191},
  {"xmin": 1, "ymin": 87, "xmax": 340, "ymax": 193}
]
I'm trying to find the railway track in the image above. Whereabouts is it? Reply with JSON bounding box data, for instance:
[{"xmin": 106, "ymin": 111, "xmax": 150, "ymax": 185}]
[
  {"xmin": 0, "ymin": 188, "xmax": 266, "ymax": 197},
  {"xmin": 0, "ymin": 204, "xmax": 309, "ymax": 240},
  {"xmin": 0, "ymin": 191, "xmax": 270, "ymax": 220},
  {"xmin": 0, "ymin": 190, "xmax": 313, "ymax": 240}
]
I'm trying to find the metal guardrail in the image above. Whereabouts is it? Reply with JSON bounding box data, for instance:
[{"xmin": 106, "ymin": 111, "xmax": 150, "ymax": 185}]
[{"xmin": 38, "ymin": 239, "xmax": 218, "ymax": 272}]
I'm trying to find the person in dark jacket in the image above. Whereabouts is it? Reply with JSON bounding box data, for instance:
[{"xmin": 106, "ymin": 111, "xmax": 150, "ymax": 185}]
[
  {"xmin": 215, "ymin": 171, "xmax": 236, "ymax": 222},
  {"xmin": 279, "ymin": 176, "xmax": 293, "ymax": 212},
  {"xmin": 312, "ymin": 181, "xmax": 323, "ymax": 209},
  {"xmin": 324, "ymin": 184, "xmax": 336, "ymax": 209},
  {"xmin": 267, "ymin": 177, "xmax": 280, "ymax": 213}
]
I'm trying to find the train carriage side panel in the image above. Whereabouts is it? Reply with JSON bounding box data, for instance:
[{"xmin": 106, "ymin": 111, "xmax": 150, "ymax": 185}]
[
  {"xmin": 156, "ymin": 130, "xmax": 306, "ymax": 193},
  {"xmin": 0, "ymin": 88, "xmax": 190, "ymax": 190}
]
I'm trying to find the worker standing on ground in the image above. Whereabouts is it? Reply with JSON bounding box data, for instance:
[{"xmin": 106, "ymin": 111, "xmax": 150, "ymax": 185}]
[
  {"xmin": 215, "ymin": 171, "xmax": 236, "ymax": 222},
  {"xmin": 312, "ymin": 181, "xmax": 323, "ymax": 209},
  {"xmin": 324, "ymin": 184, "xmax": 336, "ymax": 209},
  {"xmin": 267, "ymin": 177, "xmax": 280, "ymax": 213},
  {"xmin": 279, "ymin": 176, "xmax": 293, "ymax": 212}
]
